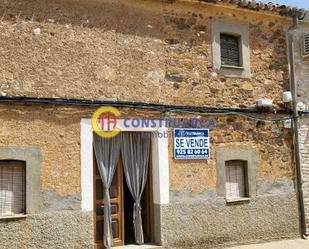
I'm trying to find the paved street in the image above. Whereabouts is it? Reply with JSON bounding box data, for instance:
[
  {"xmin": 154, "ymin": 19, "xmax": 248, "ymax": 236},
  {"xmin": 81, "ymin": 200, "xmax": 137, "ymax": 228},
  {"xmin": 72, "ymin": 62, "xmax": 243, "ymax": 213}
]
[
  {"xmin": 227, "ymin": 239, "xmax": 309, "ymax": 249},
  {"xmin": 116, "ymin": 239, "xmax": 309, "ymax": 249}
]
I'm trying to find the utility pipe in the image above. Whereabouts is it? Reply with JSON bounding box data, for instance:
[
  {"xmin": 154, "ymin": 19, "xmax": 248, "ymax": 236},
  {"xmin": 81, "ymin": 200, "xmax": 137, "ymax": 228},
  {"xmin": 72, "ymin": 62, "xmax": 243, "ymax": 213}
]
[{"xmin": 287, "ymin": 12, "xmax": 308, "ymax": 238}]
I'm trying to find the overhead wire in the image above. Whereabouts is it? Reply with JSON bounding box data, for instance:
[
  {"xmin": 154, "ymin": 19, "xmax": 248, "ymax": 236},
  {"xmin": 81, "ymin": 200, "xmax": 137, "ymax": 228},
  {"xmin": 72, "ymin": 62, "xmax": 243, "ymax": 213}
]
[{"xmin": 0, "ymin": 95, "xmax": 294, "ymax": 123}]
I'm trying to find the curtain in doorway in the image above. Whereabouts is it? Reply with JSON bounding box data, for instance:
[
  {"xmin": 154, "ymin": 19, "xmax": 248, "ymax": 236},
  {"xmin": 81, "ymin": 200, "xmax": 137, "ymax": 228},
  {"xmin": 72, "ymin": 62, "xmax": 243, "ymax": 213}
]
[
  {"xmin": 93, "ymin": 133, "xmax": 121, "ymax": 249},
  {"xmin": 121, "ymin": 132, "xmax": 151, "ymax": 245}
]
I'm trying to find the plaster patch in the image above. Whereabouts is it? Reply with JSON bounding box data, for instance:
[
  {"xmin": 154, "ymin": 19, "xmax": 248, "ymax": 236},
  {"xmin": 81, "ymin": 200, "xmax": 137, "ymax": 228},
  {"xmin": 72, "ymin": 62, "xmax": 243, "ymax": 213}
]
[{"xmin": 43, "ymin": 191, "xmax": 81, "ymax": 211}]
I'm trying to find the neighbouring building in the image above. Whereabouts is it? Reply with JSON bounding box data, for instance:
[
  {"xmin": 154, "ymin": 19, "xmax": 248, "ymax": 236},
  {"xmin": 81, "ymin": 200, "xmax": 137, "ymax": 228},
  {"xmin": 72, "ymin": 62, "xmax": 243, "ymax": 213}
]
[
  {"xmin": 0, "ymin": 0, "xmax": 305, "ymax": 248},
  {"xmin": 290, "ymin": 15, "xmax": 309, "ymax": 234}
]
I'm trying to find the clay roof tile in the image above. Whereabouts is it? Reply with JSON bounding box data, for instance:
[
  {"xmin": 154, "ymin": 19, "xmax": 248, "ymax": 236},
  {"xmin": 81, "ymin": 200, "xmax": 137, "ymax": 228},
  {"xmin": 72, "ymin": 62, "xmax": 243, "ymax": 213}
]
[{"xmin": 198, "ymin": 0, "xmax": 307, "ymax": 15}]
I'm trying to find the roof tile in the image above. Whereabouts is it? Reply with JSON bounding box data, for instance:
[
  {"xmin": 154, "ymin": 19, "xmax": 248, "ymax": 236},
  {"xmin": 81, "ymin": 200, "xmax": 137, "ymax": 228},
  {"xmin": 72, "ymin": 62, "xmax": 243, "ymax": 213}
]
[{"xmin": 198, "ymin": 0, "xmax": 306, "ymax": 15}]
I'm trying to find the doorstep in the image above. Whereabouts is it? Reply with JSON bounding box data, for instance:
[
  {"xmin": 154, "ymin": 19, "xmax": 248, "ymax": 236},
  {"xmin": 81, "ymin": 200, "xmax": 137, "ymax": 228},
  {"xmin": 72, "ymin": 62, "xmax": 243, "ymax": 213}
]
[{"xmin": 115, "ymin": 244, "xmax": 161, "ymax": 249}]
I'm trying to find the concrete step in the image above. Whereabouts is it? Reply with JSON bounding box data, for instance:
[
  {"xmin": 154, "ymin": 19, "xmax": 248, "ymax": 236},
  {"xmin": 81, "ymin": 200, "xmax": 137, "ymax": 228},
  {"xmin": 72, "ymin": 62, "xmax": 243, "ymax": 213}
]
[{"xmin": 116, "ymin": 244, "xmax": 162, "ymax": 249}]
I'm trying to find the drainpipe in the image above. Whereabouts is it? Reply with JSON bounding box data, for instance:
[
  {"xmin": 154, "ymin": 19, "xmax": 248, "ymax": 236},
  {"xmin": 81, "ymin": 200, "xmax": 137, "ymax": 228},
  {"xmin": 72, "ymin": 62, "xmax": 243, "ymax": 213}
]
[{"xmin": 287, "ymin": 11, "xmax": 308, "ymax": 239}]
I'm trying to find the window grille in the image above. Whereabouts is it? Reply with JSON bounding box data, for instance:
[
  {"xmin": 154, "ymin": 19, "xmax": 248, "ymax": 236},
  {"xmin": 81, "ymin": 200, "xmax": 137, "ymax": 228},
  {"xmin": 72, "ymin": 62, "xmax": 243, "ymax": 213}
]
[
  {"xmin": 0, "ymin": 161, "xmax": 26, "ymax": 216},
  {"xmin": 304, "ymin": 33, "xmax": 309, "ymax": 56},
  {"xmin": 220, "ymin": 34, "xmax": 241, "ymax": 67}
]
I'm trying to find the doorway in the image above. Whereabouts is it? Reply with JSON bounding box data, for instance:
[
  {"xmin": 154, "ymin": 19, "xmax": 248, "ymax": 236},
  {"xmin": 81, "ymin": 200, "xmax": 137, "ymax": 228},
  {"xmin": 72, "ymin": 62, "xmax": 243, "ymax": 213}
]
[
  {"xmin": 123, "ymin": 156, "xmax": 153, "ymax": 245},
  {"xmin": 93, "ymin": 134, "xmax": 154, "ymax": 248},
  {"xmin": 123, "ymin": 172, "xmax": 134, "ymax": 244}
]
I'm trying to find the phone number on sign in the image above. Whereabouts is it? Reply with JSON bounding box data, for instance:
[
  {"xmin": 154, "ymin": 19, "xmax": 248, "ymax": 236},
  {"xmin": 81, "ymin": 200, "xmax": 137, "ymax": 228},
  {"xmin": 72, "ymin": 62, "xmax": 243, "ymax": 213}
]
[{"xmin": 176, "ymin": 149, "xmax": 209, "ymax": 155}]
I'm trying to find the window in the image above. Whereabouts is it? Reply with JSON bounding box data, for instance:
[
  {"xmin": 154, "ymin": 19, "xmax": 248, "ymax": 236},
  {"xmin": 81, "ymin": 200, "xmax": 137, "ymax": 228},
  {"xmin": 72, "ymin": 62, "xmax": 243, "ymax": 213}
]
[
  {"xmin": 211, "ymin": 21, "xmax": 251, "ymax": 78},
  {"xmin": 225, "ymin": 160, "xmax": 247, "ymax": 200},
  {"xmin": 220, "ymin": 34, "xmax": 241, "ymax": 67},
  {"xmin": 0, "ymin": 160, "xmax": 26, "ymax": 216},
  {"xmin": 216, "ymin": 148, "xmax": 257, "ymax": 200},
  {"xmin": 304, "ymin": 33, "xmax": 309, "ymax": 57}
]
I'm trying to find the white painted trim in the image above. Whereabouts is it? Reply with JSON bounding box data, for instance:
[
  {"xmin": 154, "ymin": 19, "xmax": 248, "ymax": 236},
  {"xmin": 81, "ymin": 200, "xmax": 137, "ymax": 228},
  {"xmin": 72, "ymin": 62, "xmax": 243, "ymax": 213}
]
[
  {"xmin": 81, "ymin": 119, "xmax": 94, "ymax": 211},
  {"xmin": 80, "ymin": 119, "xmax": 169, "ymax": 211},
  {"xmin": 151, "ymin": 130, "xmax": 170, "ymax": 204}
]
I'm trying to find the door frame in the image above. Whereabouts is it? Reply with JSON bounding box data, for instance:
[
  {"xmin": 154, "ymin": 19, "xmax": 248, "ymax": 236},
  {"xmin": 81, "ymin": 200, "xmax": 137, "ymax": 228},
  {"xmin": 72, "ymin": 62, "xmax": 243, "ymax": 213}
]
[{"xmin": 80, "ymin": 119, "xmax": 170, "ymax": 246}]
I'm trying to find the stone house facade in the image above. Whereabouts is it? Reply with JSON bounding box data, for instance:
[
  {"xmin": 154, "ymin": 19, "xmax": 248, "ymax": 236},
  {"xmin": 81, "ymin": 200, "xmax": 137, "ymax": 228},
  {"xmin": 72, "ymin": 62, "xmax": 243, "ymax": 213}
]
[{"xmin": 0, "ymin": 0, "xmax": 304, "ymax": 248}]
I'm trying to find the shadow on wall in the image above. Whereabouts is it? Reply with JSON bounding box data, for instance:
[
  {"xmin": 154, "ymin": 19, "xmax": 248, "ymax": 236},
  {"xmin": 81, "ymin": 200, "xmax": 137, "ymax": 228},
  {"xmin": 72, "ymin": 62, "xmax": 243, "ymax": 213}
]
[
  {"xmin": 0, "ymin": 0, "xmax": 290, "ymax": 105},
  {"xmin": 0, "ymin": 0, "xmax": 166, "ymax": 38},
  {"xmin": 0, "ymin": 0, "xmax": 287, "ymax": 54}
]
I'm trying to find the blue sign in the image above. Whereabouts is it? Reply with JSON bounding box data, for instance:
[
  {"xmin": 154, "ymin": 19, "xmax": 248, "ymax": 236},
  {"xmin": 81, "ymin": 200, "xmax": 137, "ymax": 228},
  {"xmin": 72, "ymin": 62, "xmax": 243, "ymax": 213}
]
[{"xmin": 174, "ymin": 128, "xmax": 210, "ymax": 159}]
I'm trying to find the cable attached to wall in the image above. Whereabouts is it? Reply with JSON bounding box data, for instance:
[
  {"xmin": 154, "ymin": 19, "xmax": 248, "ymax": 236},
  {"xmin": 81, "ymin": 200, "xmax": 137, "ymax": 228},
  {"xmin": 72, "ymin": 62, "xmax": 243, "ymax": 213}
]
[{"xmin": 0, "ymin": 95, "xmax": 294, "ymax": 123}]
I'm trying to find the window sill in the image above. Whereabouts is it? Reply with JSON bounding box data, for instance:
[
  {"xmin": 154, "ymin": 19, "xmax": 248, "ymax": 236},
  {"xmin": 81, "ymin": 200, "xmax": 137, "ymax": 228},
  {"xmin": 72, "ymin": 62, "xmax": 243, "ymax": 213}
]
[
  {"xmin": 0, "ymin": 214, "xmax": 27, "ymax": 220},
  {"xmin": 218, "ymin": 65, "xmax": 251, "ymax": 79},
  {"xmin": 221, "ymin": 65, "xmax": 244, "ymax": 70},
  {"xmin": 226, "ymin": 197, "xmax": 250, "ymax": 203}
]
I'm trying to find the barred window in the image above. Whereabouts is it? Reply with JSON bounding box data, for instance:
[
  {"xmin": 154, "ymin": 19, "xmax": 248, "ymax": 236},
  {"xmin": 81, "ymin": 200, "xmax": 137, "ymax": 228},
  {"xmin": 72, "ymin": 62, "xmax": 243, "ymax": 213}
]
[
  {"xmin": 0, "ymin": 160, "xmax": 26, "ymax": 216},
  {"xmin": 304, "ymin": 33, "xmax": 309, "ymax": 55},
  {"xmin": 225, "ymin": 160, "xmax": 247, "ymax": 199},
  {"xmin": 220, "ymin": 34, "xmax": 241, "ymax": 67}
]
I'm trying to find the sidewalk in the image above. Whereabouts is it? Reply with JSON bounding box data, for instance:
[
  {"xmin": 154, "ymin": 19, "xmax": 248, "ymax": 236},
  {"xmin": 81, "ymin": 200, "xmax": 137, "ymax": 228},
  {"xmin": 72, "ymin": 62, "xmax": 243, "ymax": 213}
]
[
  {"xmin": 114, "ymin": 239, "xmax": 309, "ymax": 249},
  {"xmin": 227, "ymin": 239, "xmax": 309, "ymax": 249}
]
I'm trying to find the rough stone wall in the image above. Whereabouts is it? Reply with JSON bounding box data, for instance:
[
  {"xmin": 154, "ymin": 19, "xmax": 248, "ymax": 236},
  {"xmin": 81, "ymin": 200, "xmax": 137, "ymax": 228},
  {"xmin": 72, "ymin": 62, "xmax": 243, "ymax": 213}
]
[
  {"xmin": 0, "ymin": 104, "xmax": 90, "ymax": 196},
  {"xmin": 0, "ymin": 104, "xmax": 93, "ymax": 247},
  {"xmin": 0, "ymin": 105, "xmax": 295, "ymax": 197},
  {"xmin": 299, "ymin": 119, "xmax": 309, "ymax": 227},
  {"xmin": 0, "ymin": 211, "xmax": 93, "ymax": 249},
  {"xmin": 292, "ymin": 21, "xmax": 309, "ymax": 228},
  {"xmin": 168, "ymin": 114, "xmax": 294, "ymax": 193},
  {"xmin": 161, "ymin": 193, "xmax": 299, "ymax": 248},
  {"xmin": 0, "ymin": 104, "xmax": 297, "ymax": 247},
  {"xmin": 165, "ymin": 113, "xmax": 298, "ymax": 247},
  {"xmin": 294, "ymin": 22, "xmax": 309, "ymax": 111},
  {"xmin": 0, "ymin": 0, "xmax": 290, "ymax": 108}
]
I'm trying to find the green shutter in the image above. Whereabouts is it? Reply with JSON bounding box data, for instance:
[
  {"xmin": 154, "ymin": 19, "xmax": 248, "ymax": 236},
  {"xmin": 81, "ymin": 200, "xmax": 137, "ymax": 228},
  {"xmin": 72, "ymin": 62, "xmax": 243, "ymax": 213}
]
[{"xmin": 220, "ymin": 34, "xmax": 240, "ymax": 67}]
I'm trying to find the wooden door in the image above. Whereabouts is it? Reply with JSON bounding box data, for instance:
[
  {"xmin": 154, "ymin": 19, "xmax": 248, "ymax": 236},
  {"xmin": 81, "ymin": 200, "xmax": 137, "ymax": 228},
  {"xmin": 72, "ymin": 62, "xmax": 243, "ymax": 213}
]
[{"xmin": 94, "ymin": 158, "xmax": 124, "ymax": 249}]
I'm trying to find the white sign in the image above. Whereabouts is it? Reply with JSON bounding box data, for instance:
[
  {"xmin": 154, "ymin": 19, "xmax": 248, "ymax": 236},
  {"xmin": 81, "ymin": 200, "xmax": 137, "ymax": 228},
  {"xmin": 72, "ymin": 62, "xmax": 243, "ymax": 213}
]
[{"xmin": 174, "ymin": 128, "xmax": 210, "ymax": 159}]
